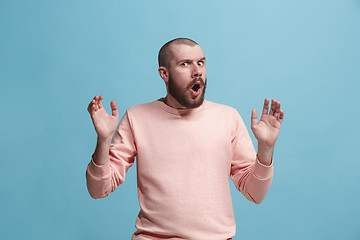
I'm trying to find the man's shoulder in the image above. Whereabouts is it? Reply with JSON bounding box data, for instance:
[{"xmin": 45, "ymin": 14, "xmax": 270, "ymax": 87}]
[
  {"xmin": 205, "ymin": 100, "xmax": 238, "ymax": 115},
  {"xmin": 127, "ymin": 100, "xmax": 159, "ymax": 114}
]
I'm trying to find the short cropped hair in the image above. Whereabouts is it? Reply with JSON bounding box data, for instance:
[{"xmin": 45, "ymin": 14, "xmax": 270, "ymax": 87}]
[{"xmin": 158, "ymin": 38, "xmax": 198, "ymax": 68}]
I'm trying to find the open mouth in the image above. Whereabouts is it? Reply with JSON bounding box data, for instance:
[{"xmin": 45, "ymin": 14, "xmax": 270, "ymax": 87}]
[{"xmin": 191, "ymin": 83, "xmax": 200, "ymax": 92}]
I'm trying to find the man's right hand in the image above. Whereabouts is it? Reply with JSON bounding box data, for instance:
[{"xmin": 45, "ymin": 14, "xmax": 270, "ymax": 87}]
[{"xmin": 87, "ymin": 95, "xmax": 119, "ymax": 142}]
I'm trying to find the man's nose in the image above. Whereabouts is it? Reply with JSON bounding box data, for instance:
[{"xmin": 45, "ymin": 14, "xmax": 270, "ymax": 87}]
[{"xmin": 192, "ymin": 64, "xmax": 202, "ymax": 78}]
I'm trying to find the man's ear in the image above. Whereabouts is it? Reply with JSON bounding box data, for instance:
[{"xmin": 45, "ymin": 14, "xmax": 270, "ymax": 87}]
[{"xmin": 158, "ymin": 66, "xmax": 169, "ymax": 84}]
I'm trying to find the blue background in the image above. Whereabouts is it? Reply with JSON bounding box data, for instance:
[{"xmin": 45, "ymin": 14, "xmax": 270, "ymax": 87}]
[{"xmin": 1, "ymin": 0, "xmax": 359, "ymax": 239}]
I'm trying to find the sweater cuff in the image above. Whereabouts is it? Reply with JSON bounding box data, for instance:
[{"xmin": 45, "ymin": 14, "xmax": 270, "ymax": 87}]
[
  {"xmin": 251, "ymin": 157, "xmax": 274, "ymax": 180},
  {"xmin": 87, "ymin": 158, "xmax": 111, "ymax": 180}
]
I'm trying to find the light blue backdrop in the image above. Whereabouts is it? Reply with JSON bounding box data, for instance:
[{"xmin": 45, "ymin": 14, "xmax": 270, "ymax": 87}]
[{"xmin": 1, "ymin": 0, "xmax": 359, "ymax": 239}]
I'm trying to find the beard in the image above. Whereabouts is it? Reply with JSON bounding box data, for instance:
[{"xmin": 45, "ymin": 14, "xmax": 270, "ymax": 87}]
[{"xmin": 168, "ymin": 75, "xmax": 207, "ymax": 109}]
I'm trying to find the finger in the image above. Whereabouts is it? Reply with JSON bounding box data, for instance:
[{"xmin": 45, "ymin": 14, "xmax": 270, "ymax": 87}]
[
  {"xmin": 91, "ymin": 102, "xmax": 98, "ymax": 113},
  {"xmin": 93, "ymin": 95, "xmax": 103, "ymax": 111},
  {"xmin": 110, "ymin": 100, "xmax": 119, "ymax": 117},
  {"xmin": 275, "ymin": 100, "xmax": 281, "ymax": 114},
  {"xmin": 88, "ymin": 96, "xmax": 97, "ymax": 111},
  {"xmin": 93, "ymin": 97, "xmax": 99, "ymax": 111},
  {"xmin": 251, "ymin": 109, "xmax": 258, "ymax": 129},
  {"xmin": 269, "ymin": 99, "xmax": 276, "ymax": 115},
  {"xmin": 279, "ymin": 110, "xmax": 284, "ymax": 123},
  {"xmin": 262, "ymin": 98, "xmax": 270, "ymax": 115},
  {"xmin": 88, "ymin": 99, "xmax": 96, "ymax": 113},
  {"xmin": 94, "ymin": 95, "xmax": 99, "ymax": 104},
  {"xmin": 98, "ymin": 95, "xmax": 104, "ymax": 109}
]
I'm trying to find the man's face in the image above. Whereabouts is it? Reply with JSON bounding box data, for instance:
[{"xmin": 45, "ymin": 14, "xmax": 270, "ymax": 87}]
[{"xmin": 166, "ymin": 44, "xmax": 207, "ymax": 108}]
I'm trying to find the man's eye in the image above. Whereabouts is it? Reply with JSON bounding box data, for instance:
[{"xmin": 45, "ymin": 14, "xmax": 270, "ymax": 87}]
[
  {"xmin": 198, "ymin": 61, "xmax": 204, "ymax": 66},
  {"xmin": 181, "ymin": 62, "xmax": 189, "ymax": 67}
]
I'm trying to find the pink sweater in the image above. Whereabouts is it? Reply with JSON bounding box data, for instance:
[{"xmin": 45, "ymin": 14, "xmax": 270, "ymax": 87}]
[{"xmin": 86, "ymin": 100, "xmax": 274, "ymax": 240}]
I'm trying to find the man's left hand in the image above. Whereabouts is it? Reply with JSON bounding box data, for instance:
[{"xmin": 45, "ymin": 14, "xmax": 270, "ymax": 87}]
[{"xmin": 251, "ymin": 98, "xmax": 284, "ymax": 165}]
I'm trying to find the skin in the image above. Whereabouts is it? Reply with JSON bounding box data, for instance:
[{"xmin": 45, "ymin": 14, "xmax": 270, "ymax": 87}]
[
  {"xmin": 158, "ymin": 44, "xmax": 207, "ymax": 109},
  {"xmin": 87, "ymin": 43, "xmax": 284, "ymax": 166},
  {"xmin": 87, "ymin": 95, "xmax": 119, "ymax": 165},
  {"xmin": 252, "ymin": 98, "xmax": 284, "ymax": 165}
]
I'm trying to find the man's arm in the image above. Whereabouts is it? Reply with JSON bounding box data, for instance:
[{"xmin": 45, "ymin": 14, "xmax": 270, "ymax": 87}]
[
  {"xmin": 230, "ymin": 98, "xmax": 284, "ymax": 204},
  {"xmin": 86, "ymin": 95, "xmax": 136, "ymax": 199}
]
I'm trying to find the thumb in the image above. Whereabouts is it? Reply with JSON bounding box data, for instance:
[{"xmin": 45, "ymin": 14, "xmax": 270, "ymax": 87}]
[
  {"xmin": 251, "ymin": 109, "xmax": 258, "ymax": 129},
  {"xmin": 110, "ymin": 101, "xmax": 119, "ymax": 118}
]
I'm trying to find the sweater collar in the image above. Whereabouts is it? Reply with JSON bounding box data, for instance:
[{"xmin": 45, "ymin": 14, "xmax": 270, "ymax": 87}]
[{"xmin": 156, "ymin": 98, "xmax": 208, "ymax": 116}]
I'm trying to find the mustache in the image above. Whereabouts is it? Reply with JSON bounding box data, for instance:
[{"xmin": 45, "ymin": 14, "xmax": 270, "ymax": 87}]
[{"xmin": 186, "ymin": 77, "xmax": 206, "ymax": 90}]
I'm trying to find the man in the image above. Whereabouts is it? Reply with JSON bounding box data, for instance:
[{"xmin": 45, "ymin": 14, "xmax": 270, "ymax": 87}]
[{"xmin": 86, "ymin": 38, "xmax": 284, "ymax": 240}]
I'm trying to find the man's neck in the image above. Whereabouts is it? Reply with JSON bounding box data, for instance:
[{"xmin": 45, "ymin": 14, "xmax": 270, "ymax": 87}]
[{"xmin": 163, "ymin": 95, "xmax": 187, "ymax": 109}]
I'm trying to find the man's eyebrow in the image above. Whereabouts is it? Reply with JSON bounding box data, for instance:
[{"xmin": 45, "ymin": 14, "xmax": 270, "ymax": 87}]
[
  {"xmin": 177, "ymin": 57, "xmax": 206, "ymax": 63},
  {"xmin": 177, "ymin": 59, "xmax": 192, "ymax": 63}
]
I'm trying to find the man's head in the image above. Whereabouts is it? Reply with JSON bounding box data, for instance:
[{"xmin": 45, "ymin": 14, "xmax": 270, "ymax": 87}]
[
  {"xmin": 158, "ymin": 38, "xmax": 199, "ymax": 69},
  {"xmin": 158, "ymin": 38, "xmax": 207, "ymax": 109}
]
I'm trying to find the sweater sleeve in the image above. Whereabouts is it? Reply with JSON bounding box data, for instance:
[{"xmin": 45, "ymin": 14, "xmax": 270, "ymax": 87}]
[
  {"xmin": 230, "ymin": 110, "xmax": 274, "ymax": 204},
  {"xmin": 86, "ymin": 111, "xmax": 137, "ymax": 199}
]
